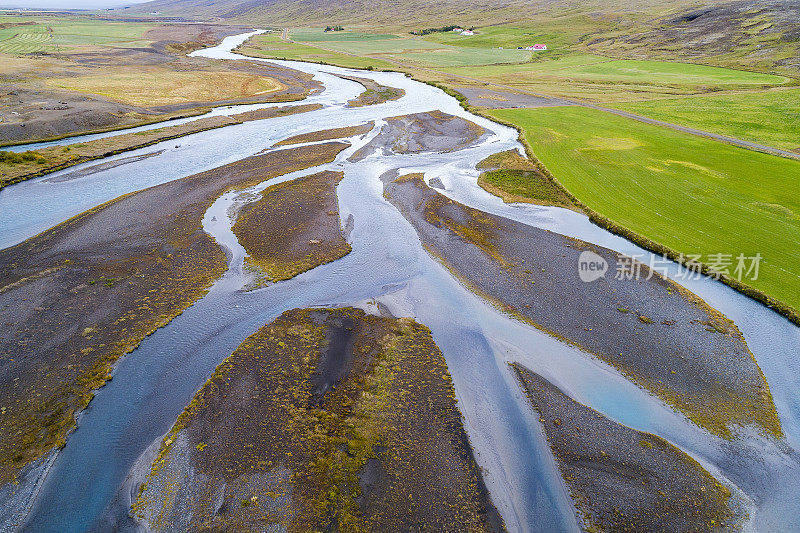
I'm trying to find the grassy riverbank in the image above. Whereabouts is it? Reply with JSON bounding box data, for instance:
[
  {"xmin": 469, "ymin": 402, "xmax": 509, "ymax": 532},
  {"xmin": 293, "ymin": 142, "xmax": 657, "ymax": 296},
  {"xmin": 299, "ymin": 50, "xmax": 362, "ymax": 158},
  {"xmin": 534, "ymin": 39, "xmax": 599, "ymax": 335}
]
[
  {"xmin": 489, "ymin": 105, "xmax": 800, "ymax": 315},
  {"xmin": 0, "ymin": 103, "xmax": 322, "ymax": 189}
]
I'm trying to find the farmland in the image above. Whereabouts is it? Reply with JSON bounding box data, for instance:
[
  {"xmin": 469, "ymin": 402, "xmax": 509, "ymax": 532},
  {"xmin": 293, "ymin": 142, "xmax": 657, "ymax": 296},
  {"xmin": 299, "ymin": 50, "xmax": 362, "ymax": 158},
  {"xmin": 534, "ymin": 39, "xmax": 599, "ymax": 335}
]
[
  {"xmin": 613, "ymin": 88, "xmax": 800, "ymax": 152},
  {"xmin": 0, "ymin": 17, "xmax": 156, "ymax": 54},
  {"xmin": 440, "ymin": 55, "xmax": 790, "ymax": 101},
  {"xmin": 237, "ymin": 31, "xmax": 396, "ymax": 69},
  {"xmin": 489, "ymin": 105, "xmax": 800, "ymax": 311}
]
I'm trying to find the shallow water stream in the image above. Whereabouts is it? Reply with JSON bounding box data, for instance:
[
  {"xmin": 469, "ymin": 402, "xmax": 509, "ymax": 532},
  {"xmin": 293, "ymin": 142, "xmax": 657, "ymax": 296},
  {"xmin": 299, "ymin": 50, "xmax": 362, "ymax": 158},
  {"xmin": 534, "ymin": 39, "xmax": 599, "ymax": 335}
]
[{"xmin": 3, "ymin": 31, "xmax": 800, "ymax": 532}]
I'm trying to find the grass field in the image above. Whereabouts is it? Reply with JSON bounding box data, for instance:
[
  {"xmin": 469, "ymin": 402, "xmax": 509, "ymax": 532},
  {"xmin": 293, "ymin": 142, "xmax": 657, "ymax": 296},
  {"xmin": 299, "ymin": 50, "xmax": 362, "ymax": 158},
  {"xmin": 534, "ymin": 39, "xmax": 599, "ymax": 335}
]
[
  {"xmin": 613, "ymin": 88, "xmax": 800, "ymax": 152},
  {"xmin": 46, "ymin": 69, "xmax": 283, "ymax": 106},
  {"xmin": 442, "ymin": 56, "xmax": 790, "ymax": 101},
  {"xmin": 289, "ymin": 30, "xmax": 532, "ymax": 67},
  {"xmin": 489, "ymin": 106, "xmax": 800, "ymax": 312},
  {"xmin": 0, "ymin": 18, "xmax": 155, "ymax": 54},
  {"xmin": 289, "ymin": 28, "xmax": 400, "ymax": 41},
  {"xmin": 239, "ymin": 32, "xmax": 396, "ymax": 70}
]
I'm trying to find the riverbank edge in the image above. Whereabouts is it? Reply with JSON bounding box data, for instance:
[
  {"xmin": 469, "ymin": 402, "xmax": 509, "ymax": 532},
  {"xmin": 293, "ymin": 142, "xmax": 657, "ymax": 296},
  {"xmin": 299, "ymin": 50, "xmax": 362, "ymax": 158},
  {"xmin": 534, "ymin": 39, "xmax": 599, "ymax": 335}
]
[
  {"xmin": 485, "ymin": 111, "xmax": 800, "ymax": 328},
  {"xmin": 0, "ymin": 90, "xmax": 308, "ymax": 150},
  {"xmin": 384, "ymin": 173, "xmax": 781, "ymax": 440},
  {"xmin": 0, "ymin": 104, "xmax": 324, "ymax": 191},
  {"xmin": 232, "ymin": 43, "xmax": 800, "ymax": 328}
]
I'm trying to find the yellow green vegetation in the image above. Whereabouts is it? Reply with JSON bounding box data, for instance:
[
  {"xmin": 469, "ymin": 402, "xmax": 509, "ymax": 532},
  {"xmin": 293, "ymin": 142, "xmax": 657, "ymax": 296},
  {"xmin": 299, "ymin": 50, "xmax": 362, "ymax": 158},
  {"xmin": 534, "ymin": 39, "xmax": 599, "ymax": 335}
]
[
  {"xmin": 0, "ymin": 142, "xmax": 349, "ymax": 486},
  {"xmin": 134, "ymin": 308, "xmax": 500, "ymax": 531},
  {"xmin": 0, "ymin": 104, "xmax": 322, "ymax": 189},
  {"xmin": 274, "ymin": 122, "xmax": 373, "ymax": 146},
  {"xmin": 237, "ymin": 32, "xmax": 396, "ymax": 70},
  {"xmin": 0, "ymin": 16, "xmax": 157, "ymax": 54},
  {"xmin": 489, "ymin": 105, "xmax": 800, "ymax": 323},
  {"xmin": 476, "ymin": 149, "xmax": 578, "ymax": 210},
  {"xmin": 612, "ymin": 88, "xmax": 800, "ymax": 151},
  {"xmin": 46, "ymin": 70, "xmax": 283, "ymax": 107},
  {"xmin": 232, "ymin": 170, "xmax": 352, "ymax": 283}
]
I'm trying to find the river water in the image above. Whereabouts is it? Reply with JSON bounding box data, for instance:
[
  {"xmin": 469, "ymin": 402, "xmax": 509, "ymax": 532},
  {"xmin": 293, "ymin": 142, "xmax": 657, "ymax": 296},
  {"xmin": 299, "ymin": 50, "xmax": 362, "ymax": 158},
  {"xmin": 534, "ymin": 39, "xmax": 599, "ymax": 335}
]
[{"xmin": 3, "ymin": 31, "xmax": 799, "ymax": 532}]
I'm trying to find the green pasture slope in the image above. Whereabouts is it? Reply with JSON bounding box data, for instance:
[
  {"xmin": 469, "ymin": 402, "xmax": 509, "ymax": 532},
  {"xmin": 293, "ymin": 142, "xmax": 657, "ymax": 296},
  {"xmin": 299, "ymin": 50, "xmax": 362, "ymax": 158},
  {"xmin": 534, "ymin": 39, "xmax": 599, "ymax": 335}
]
[
  {"xmin": 614, "ymin": 88, "xmax": 800, "ymax": 152},
  {"xmin": 489, "ymin": 106, "xmax": 800, "ymax": 313}
]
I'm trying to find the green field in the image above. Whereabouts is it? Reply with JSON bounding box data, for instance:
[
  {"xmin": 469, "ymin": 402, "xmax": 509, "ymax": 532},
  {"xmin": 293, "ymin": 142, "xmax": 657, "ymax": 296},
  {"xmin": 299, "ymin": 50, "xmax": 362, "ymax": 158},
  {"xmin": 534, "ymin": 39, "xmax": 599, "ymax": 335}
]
[
  {"xmin": 0, "ymin": 29, "xmax": 50, "ymax": 54},
  {"xmin": 290, "ymin": 28, "xmax": 400, "ymax": 41},
  {"xmin": 391, "ymin": 46, "xmax": 530, "ymax": 67},
  {"xmin": 613, "ymin": 88, "xmax": 800, "ymax": 151},
  {"xmin": 296, "ymin": 36, "xmax": 443, "ymax": 54},
  {"xmin": 445, "ymin": 56, "xmax": 788, "ymax": 87},
  {"xmin": 0, "ymin": 18, "xmax": 154, "ymax": 54},
  {"xmin": 489, "ymin": 106, "xmax": 800, "ymax": 312},
  {"xmin": 240, "ymin": 33, "xmax": 395, "ymax": 70},
  {"xmin": 289, "ymin": 31, "xmax": 532, "ymax": 67}
]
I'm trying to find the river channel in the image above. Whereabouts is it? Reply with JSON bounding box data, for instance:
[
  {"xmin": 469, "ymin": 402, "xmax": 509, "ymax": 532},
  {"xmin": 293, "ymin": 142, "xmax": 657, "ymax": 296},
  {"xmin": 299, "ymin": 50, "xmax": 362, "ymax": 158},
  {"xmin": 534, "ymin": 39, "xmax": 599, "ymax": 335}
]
[{"xmin": 2, "ymin": 31, "xmax": 799, "ymax": 533}]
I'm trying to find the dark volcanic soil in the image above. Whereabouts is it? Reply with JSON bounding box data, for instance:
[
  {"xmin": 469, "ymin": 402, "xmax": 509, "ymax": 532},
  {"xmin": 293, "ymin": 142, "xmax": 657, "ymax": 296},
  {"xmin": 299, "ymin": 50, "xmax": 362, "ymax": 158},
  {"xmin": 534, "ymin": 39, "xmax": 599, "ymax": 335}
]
[
  {"xmin": 349, "ymin": 110, "xmax": 489, "ymax": 162},
  {"xmin": 232, "ymin": 170, "xmax": 352, "ymax": 283},
  {"xmin": 133, "ymin": 308, "xmax": 503, "ymax": 532},
  {"xmin": 513, "ymin": 363, "xmax": 739, "ymax": 532},
  {"xmin": 0, "ymin": 142, "xmax": 349, "ymax": 486},
  {"xmin": 383, "ymin": 173, "xmax": 780, "ymax": 439}
]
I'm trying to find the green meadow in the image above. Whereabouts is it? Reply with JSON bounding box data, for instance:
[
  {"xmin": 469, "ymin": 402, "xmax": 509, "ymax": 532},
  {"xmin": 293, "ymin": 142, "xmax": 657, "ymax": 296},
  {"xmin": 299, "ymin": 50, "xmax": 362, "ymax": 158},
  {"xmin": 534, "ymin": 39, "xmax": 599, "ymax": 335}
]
[
  {"xmin": 443, "ymin": 56, "xmax": 788, "ymax": 91},
  {"xmin": 0, "ymin": 18, "xmax": 155, "ymax": 54},
  {"xmin": 489, "ymin": 106, "xmax": 800, "ymax": 311},
  {"xmin": 289, "ymin": 29, "xmax": 401, "ymax": 41},
  {"xmin": 239, "ymin": 32, "xmax": 395, "ymax": 70},
  {"xmin": 289, "ymin": 30, "xmax": 532, "ymax": 67},
  {"xmin": 614, "ymin": 88, "xmax": 800, "ymax": 151}
]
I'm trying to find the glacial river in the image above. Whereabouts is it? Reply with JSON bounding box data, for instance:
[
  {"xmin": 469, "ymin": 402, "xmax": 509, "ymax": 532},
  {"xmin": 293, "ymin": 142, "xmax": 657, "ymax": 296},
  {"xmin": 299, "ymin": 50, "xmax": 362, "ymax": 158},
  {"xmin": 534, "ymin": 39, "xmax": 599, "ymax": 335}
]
[{"xmin": 2, "ymin": 31, "xmax": 800, "ymax": 532}]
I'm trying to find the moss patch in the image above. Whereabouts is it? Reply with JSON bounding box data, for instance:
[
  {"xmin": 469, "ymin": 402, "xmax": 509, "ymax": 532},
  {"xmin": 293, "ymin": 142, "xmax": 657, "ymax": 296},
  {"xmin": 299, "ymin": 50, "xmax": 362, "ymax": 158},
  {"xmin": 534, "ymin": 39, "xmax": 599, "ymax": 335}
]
[
  {"xmin": 341, "ymin": 76, "xmax": 406, "ymax": 107},
  {"xmin": 232, "ymin": 170, "xmax": 352, "ymax": 284}
]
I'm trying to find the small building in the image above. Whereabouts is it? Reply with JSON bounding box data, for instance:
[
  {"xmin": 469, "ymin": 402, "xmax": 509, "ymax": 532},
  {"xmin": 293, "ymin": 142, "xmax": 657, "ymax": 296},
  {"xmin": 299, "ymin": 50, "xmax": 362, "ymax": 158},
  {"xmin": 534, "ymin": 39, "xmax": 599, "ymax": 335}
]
[
  {"xmin": 453, "ymin": 27, "xmax": 464, "ymax": 32},
  {"xmin": 532, "ymin": 44, "xmax": 547, "ymax": 51},
  {"xmin": 460, "ymin": 30, "xmax": 475, "ymax": 36}
]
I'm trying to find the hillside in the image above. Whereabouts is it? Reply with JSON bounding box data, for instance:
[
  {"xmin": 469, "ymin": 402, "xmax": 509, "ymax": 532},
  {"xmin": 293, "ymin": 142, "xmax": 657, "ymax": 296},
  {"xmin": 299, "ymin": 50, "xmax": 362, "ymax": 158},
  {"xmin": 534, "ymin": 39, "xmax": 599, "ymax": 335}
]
[
  {"xmin": 124, "ymin": 0, "xmax": 800, "ymax": 75},
  {"xmin": 126, "ymin": 0, "xmax": 726, "ymax": 26}
]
